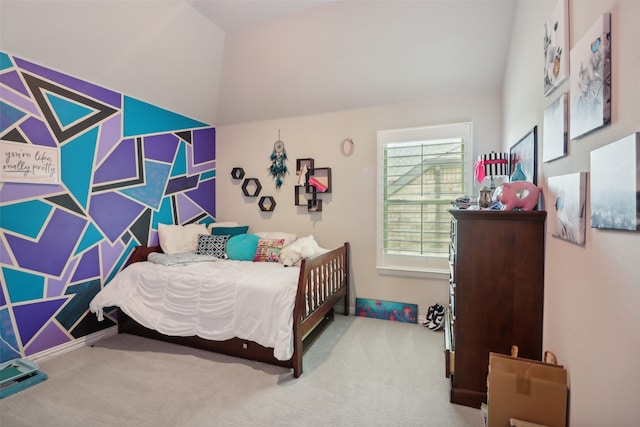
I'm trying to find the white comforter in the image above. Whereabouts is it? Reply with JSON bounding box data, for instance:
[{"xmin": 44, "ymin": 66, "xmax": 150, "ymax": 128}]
[{"xmin": 90, "ymin": 258, "xmax": 301, "ymax": 361}]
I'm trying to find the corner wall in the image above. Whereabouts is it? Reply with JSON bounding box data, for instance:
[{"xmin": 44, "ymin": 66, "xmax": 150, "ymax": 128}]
[
  {"xmin": 502, "ymin": 1, "xmax": 640, "ymax": 424},
  {"xmin": 0, "ymin": 52, "xmax": 216, "ymax": 362},
  {"xmin": 216, "ymin": 92, "xmax": 503, "ymax": 316}
]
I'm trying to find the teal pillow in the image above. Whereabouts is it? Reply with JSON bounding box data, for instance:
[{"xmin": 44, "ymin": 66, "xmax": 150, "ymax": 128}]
[
  {"xmin": 226, "ymin": 233, "xmax": 260, "ymax": 261},
  {"xmin": 211, "ymin": 226, "xmax": 249, "ymax": 237}
]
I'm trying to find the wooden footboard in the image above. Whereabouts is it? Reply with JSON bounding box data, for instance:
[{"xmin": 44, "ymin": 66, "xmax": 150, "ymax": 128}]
[
  {"xmin": 292, "ymin": 242, "xmax": 350, "ymax": 376},
  {"xmin": 118, "ymin": 241, "xmax": 350, "ymax": 378}
]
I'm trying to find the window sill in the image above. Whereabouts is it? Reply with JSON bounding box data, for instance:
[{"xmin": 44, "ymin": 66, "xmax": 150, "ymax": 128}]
[{"xmin": 377, "ymin": 266, "xmax": 448, "ymax": 280}]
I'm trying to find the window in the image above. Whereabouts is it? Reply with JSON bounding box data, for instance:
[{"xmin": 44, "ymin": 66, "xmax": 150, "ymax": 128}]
[{"xmin": 377, "ymin": 122, "xmax": 472, "ymax": 278}]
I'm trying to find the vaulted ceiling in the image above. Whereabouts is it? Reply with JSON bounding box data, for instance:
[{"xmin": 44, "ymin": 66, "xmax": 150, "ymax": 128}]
[
  {"xmin": 188, "ymin": 0, "xmax": 334, "ymax": 31},
  {"xmin": 189, "ymin": 0, "xmax": 518, "ymax": 125}
]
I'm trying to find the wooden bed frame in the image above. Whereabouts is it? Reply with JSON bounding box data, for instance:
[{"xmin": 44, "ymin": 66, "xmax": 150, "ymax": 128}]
[{"xmin": 117, "ymin": 242, "xmax": 350, "ymax": 378}]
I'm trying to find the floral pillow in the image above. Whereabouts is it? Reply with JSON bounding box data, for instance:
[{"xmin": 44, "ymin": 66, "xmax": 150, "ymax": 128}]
[
  {"xmin": 254, "ymin": 231, "xmax": 297, "ymax": 248},
  {"xmin": 253, "ymin": 238, "xmax": 285, "ymax": 262},
  {"xmin": 195, "ymin": 234, "xmax": 230, "ymax": 258}
]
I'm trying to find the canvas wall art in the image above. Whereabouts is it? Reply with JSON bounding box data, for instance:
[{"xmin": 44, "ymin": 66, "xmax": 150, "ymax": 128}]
[
  {"xmin": 548, "ymin": 172, "xmax": 587, "ymax": 246},
  {"xmin": 1, "ymin": 140, "xmax": 60, "ymax": 184},
  {"xmin": 543, "ymin": 93, "xmax": 568, "ymax": 162},
  {"xmin": 543, "ymin": 0, "xmax": 569, "ymax": 96},
  {"xmin": 590, "ymin": 133, "xmax": 640, "ymax": 231},
  {"xmin": 355, "ymin": 298, "xmax": 417, "ymax": 323},
  {"xmin": 509, "ymin": 126, "xmax": 537, "ymax": 184},
  {"xmin": 569, "ymin": 13, "xmax": 611, "ymax": 139}
]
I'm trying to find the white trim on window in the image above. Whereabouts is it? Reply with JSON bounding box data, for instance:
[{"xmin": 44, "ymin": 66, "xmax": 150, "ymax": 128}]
[{"xmin": 376, "ymin": 122, "xmax": 473, "ymax": 279}]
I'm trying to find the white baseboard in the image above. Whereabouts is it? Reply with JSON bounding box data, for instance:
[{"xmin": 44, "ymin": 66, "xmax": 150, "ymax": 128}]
[{"xmin": 30, "ymin": 326, "xmax": 118, "ymax": 363}]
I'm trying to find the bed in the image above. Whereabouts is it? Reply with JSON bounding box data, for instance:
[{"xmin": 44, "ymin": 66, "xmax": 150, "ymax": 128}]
[{"xmin": 90, "ymin": 241, "xmax": 350, "ymax": 378}]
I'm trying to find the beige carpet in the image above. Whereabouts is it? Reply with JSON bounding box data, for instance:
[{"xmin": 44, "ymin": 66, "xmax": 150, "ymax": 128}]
[{"xmin": 1, "ymin": 315, "xmax": 482, "ymax": 427}]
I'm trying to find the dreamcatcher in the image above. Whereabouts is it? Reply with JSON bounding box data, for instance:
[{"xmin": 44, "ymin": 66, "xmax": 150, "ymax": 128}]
[{"xmin": 268, "ymin": 131, "xmax": 288, "ymax": 188}]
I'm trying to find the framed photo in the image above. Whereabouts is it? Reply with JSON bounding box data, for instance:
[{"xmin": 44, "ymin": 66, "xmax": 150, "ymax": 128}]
[
  {"xmin": 509, "ymin": 126, "xmax": 538, "ymax": 184},
  {"xmin": 543, "ymin": 93, "xmax": 568, "ymax": 162},
  {"xmin": 548, "ymin": 172, "xmax": 587, "ymax": 246},
  {"xmin": 590, "ymin": 133, "xmax": 640, "ymax": 231},
  {"xmin": 543, "ymin": 0, "xmax": 569, "ymax": 96},
  {"xmin": 569, "ymin": 13, "xmax": 611, "ymax": 139}
]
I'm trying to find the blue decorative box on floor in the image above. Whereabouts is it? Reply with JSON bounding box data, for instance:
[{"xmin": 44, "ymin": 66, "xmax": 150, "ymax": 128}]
[
  {"xmin": 0, "ymin": 358, "xmax": 48, "ymax": 399},
  {"xmin": 355, "ymin": 298, "xmax": 418, "ymax": 323}
]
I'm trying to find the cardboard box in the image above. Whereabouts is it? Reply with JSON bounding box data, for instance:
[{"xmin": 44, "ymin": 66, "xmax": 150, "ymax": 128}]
[{"xmin": 487, "ymin": 352, "xmax": 568, "ymax": 427}]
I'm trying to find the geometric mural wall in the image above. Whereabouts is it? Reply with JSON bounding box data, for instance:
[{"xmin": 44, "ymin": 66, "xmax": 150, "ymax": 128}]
[{"xmin": 0, "ymin": 52, "xmax": 216, "ymax": 362}]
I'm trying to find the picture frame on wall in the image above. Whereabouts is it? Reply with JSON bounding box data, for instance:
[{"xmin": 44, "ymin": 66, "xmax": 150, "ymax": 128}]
[
  {"xmin": 548, "ymin": 172, "xmax": 587, "ymax": 246},
  {"xmin": 569, "ymin": 13, "xmax": 611, "ymax": 140},
  {"xmin": 509, "ymin": 126, "xmax": 538, "ymax": 184},
  {"xmin": 543, "ymin": 93, "xmax": 568, "ymax": 162},
  {"xmin": 590, "ymin": 132, "xmax": 640, "ymax": 231},
  {"xmin": 543, "ymin": 0, "xmax": 569, "ymax": 96}
]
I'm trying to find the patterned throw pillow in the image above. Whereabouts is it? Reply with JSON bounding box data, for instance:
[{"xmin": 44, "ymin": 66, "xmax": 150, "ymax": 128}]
[
  {"xmin": 195, "ymin": 234, "xmax": 229, "ymax": 258},
  {"xmin": 254, "ymin": 231, "xmax": 297, "ymax": 248},
  {"xmin": 253, "ymin": 238, "xmax": 285, "ymax": 262}
]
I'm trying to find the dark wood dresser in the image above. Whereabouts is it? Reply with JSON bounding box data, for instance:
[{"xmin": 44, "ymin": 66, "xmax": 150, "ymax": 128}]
[{"xmin": 444, "ymin": 209, "xmax": 546, "ymax": 408}]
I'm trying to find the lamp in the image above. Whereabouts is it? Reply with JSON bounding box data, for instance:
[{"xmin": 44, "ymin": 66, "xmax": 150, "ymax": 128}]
[
  {"xmin": 474, "ymin": 151, "xmax": 509, "ymax": 208},
  {"xmin": 474, "ymin": 151, "xmax": 509, "ymax": 192}
]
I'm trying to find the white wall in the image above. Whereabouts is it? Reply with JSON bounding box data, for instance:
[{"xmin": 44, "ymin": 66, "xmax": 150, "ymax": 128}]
[
  {"xmin": 0, "ymin": 0, "xmax": 224, "ymax": 125},
  {"xmin": 216, "ymin": 0, "xmax": 515, "ymax": 125},
  {"xmin": 503, "ymin": 1, "xmax": 640, "ymax": 425},
  {"xmin": 0, "ymin": 0, "xmax": 501, "ymax": 332},
  {"xmin": 217, "ymin": 92, "xmax": 502, "ymax": 316}
]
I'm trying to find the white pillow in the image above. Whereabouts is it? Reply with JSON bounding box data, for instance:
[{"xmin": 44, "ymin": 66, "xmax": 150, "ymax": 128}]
[
  {"xmin": 255, "ymin": 231, "xmax": 297, "ymax": 248},
  {"xmin": 207, "ymin": 221, "xmax": 240, "ymax": 232},
  {"xmin": 158, "ymin": 223, "xmax": 209, "ymax": 254}
]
